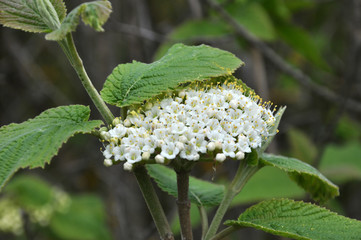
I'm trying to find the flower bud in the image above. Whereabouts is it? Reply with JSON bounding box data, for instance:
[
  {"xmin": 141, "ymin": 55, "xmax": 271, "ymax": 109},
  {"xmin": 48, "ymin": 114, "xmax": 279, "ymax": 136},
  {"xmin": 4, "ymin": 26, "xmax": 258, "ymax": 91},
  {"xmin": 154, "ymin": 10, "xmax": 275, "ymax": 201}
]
[
  {"xmin": 207, "ymin": 142, "xmax": 216, "ymax": 152},
  {"xmin": 155, "ymin": 154, "xmax": 165, "ymax": 164},
  {"xmin": 215, "ymin": 141, "xmax": 222, "ymax": 150},
  {"xmin": 176, "ymin": 142, "xmax": 185, "ymax": 151},
  {"xmin": 112, "ymin": 117, "xmax": 121, "ymax": 126},
  {"xmin": 230, "ymin": 100, "xmax": 239, "ymax": 109},
  {"xmin": 179, "ymin": 135, "xmax": 188, "ymax": 143},
  {"xmin": 236, "ymin": 151, "xmax": 245, "ymax": 160},
  {"xmin": 100, "ymin": 131, "xmax": 111, "ymax": 141},
  {"xmin": 145, "ymin": 102, "xmax": 153, "ymax": 110},
  {"xmin": 178, "ymin": 91, "xmax": 186, "ymax": 98},
  {"xmin": 124, "ymin": 119, "xmax": 131, "ymax": 127},
  {"xmin": 215, "ymin": 153, "xmax": 226, "ymax": 162},
  {"xmin": 104, "ymin": 159, "xmax": 113, "ymax": 167},
  {"xmin": 142, "ymin": 152, "xmax": 150, "ymax": 161},
  {"xmin": 123, "ymin": 162, "xmax": 133, "ymax": 171}
]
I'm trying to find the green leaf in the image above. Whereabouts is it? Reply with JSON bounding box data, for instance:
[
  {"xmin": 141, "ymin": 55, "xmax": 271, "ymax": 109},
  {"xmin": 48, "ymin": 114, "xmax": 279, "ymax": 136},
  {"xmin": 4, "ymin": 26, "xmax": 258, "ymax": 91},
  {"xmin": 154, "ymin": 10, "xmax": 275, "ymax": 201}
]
[
  {"xmin": 0, "ymin": 0, "xmax": 66, "ymax": 33},
  {"xmin": 232, "ymin": 167, "xmax": 304, "ymax": 205},
  {"xmin": 50, "ymin": 194, "xmax": 112, "ymax": 240},
  {"xmin": 320, "ymin": 141, "xmax": 361, "ymax": 184},
  {"xmin": 0, "ymin": 105, "xmax": 103, "ymax": 190},
  {"xmin": 101, "ymin": 43, "xmax": 244, "ymax": 107},
  {"xmin": 276, "ymin": 23, "xmax": 329, "ymax": 70},
  {"xmin": 5, "ymin": 175, "xmax": 53, "ymax": 208},
  {"xmin": 169, "ymin": 20, "xmax": 230, "ymax": 41},
  {"xmin": 226, "ymin": 2, "xmax": 276, "ymax": 41},
  {"xmin": 146, "ymin": 164, "xmax": 225, "ymax": 206},
  {"xmin": 259, "ymin": 106, "xmax": 286, "ymax": 153},
  {"xmin": 225, "ymin": 199, "xmax": 361, "ymax": 240},
  {"xmin": 260, "ymin": 154, "xmax": 339, "ymax": 202},
  {"xmin": 287, "ymin": 129, "xmax": 317, "ymax": 164},
  {"xmin": 46, "ymin": 0, "xmax": 112, "ymax": 41}
]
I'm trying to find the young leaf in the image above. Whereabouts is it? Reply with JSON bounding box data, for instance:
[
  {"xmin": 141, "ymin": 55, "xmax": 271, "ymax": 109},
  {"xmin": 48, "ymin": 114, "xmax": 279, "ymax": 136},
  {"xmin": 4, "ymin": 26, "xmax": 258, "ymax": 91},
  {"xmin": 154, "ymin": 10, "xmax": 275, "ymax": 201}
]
[
  {"xmin": 0, "ymin": 105, "xmax": 103, "ymax": 190},
  {"xmin": 46, "ymin": 0, "xmax": 112, "ymax": 41},
  {"xmin": 260, "ymin": 154, "xmax": 339, "ymax": 202},
  {"xmin": 225, "ymin": 199, "xmax": 361, "ymax": 240},
  {"xmin": 0, "ymin": 0, "xmax": 66, "ymax": 33},
  {"xmin": 146, "ymin": 164, "xmax": 224, "ymax": 206},
  {"xmin": 100, "ymin": 43, "xmax": 244, "ymax": 107}
]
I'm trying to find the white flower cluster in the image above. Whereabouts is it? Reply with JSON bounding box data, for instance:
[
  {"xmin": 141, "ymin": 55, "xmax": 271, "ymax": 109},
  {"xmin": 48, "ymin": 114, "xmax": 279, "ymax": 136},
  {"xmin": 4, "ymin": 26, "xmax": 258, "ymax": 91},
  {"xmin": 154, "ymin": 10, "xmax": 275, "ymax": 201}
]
[{"xmin": 101, "ymin": 80, "xmax": 277, "ymax": 170}]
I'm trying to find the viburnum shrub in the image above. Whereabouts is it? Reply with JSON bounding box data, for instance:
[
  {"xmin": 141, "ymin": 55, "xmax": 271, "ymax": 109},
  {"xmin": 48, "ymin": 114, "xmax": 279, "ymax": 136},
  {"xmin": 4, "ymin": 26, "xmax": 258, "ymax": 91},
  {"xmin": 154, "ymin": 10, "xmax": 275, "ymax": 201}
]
[{"xmin": 1, "ymin": 1, "xmax": 361, "ymax": 240}]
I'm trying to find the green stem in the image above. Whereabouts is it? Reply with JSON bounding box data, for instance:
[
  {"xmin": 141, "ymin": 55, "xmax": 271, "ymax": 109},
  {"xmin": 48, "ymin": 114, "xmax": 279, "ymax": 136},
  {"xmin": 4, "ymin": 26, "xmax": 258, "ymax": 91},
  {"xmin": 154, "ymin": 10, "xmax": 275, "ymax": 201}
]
[
  {"xmin": 209, "ymin": 226, "xmax": 239, "ymax": 240},
  {"xmin": 133, "ymin": 166, "xmax": 174, "ymax": 240},
  {"xmin": 198, "ymin": 205, "xmax": 209, "ymax": 240},
  {"xmin": 204, "ymin": 161, "xmax": 258, "ymax": 240},
  {"xmin": 58, "ymin": 34, "xmax": 114, "ymax": 125}
]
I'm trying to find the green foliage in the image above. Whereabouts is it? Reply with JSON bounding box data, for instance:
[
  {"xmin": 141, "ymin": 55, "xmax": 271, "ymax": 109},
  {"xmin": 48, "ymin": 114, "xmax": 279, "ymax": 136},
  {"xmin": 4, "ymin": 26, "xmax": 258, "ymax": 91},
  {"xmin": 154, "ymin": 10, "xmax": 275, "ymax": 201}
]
[
  {"xmin": 260, "ymin": 154, "xmax": 339, "ymax": 202},
  {"xmin": 287, "ymin": 129, "xmax": 317, "ymax": 164},
  {"xmin": 226, "ymin": 2, "xmax": 276, "ymax": 41},
  {"xmin": 232, "ymin": 167, "xmax": 304, "ymax": 205},
  {"xmin": 320, "ymin": 141, "xmax": 361, "ymax": 183},
  {"xmin": 50, "ymin": 195, "xmax": 112, "ymax": 240},
  {"xmin": 46, "ymin": 0, "xmax": 112, "ymax": 41},
  {"xmin": 146, "ymin": 164, "xmax": 224, "ymax": 206},
  {"xmin": 259, "ymin": 106, "xmax": 286, "ymax": 153},
  {"xmin": 0, "ymin": 0, "xmax": 66, "ymax": 32},
  {"xmin": 225, "ymin": 198, "xmax": 361, "ymax": 240},
  {"xmin": 0, "ymin": 105, "xmax": 103, "ymax": 190},
  {"xmin": 5, "ymin": 175, "xmax": 53, "ymax": 208},
  {"xmin": 101, "ymin": 43, "xmax": 243, "ymax": 107}
]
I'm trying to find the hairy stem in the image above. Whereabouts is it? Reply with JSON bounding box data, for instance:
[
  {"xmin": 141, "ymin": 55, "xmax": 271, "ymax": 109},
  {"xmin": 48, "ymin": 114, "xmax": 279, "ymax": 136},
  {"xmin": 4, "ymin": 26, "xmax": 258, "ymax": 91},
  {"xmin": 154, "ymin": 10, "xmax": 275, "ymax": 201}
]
[
  {"xmin": 177, "ymin": 169, "xmax": 193, "ymax": 240},
  {"xmin": 58, "ymin": 34, "xmax": 114, "ymax": 125},
  {"xmin": 209, "ymin": 226, "xmax": 239, "ymax": 240},
  {"xmin": 134, "ymin": 166, "xmax": 174, "ymax": 240},
  {"xmin": 204, "ymin": 161, "xmax": 258, "ymax": 240},
  {"xmin": 198, "ymin": 205, "xmax": 209, "ymax": 240}
]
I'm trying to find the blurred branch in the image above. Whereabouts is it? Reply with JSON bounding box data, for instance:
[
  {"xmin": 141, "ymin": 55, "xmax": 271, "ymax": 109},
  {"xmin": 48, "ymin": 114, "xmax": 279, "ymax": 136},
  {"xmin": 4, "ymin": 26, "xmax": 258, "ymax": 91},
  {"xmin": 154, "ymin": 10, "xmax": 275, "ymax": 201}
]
[
  {"xmin": 206, "ymin": 0, "xmax": 361, "ymax": 113},
  {"xmin": 188, "ymin": 0, "xmax": 203, "ymax": 19},
  {"xmin": 111, "ymin": 21, "xmax": 165, "ymax": 42},
  {"xmin": 4, "ymin": 33, "xmax": 71, "ymax": 105}
]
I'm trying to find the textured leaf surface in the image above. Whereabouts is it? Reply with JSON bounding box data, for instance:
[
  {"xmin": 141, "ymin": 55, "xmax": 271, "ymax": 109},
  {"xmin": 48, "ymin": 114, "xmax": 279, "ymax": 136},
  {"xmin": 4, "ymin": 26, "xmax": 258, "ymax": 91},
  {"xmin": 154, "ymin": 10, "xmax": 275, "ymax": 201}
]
[
  {"xmin": 260, "ymin": 154, "xmax": 339, "ymax": 202},
  {"xmin": 146, "ymin": 164, "xmax": 224, "ymax": 206},
  {"xmin": 226, "ymin": 199, "xmax": 361, "ymax": 240},
  {"xmin": 101, "ymin": 43, "xmax": 243, "ymax": 107},
  {"xmin": 0, "ymin": 105, "xmax": 102, "ymax": 190},
  {"xmin": 46, "ymin": 0, "xmax": 112, "ymax": 40},
  {"xmin": 50, "ymin": 194, "xmax": 112, "ymax": 240},
  {"xmin": 0, "ymin": 0, "xmax": 66, "ymax": 33}
]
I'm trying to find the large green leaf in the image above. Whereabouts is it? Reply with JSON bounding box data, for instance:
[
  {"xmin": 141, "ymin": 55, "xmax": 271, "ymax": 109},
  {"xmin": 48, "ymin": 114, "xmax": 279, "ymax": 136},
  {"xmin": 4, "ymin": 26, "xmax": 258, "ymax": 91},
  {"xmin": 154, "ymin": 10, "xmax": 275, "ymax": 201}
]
[
  {"xmin": 232, "ymin": 167, "xmax": 304, "ymax": 206},
  {"xmin": 0, "ymin": 0, "xmax": 66, "ymax": 33},
  {"xmin": 225, "ymin": 199, "xmax": 361, "ymax": 240},
  {"xmin": 50, "ymin": 194, "xmax": 112, "ymax": 240},
  {"xmin": 260, "ymin": 154, "xmax": 339, "ymax": 202},
  {"xmin": 101, "ymin": 43, "xmax": 243, "ymax": 107},
  {"xmin": 146, "ymin": 164, "xmax": 224, "ymax": 206},
  {"xmin": 320, "ymin": 141, "xmax": 361, "ymax": 184},
  {"xmin": 0, "ymin": 105, "xmax": 103, "ymax": 190},
  {"xmin": 46, "ymin": 0, "xmax": 112, "ymax": 40}
]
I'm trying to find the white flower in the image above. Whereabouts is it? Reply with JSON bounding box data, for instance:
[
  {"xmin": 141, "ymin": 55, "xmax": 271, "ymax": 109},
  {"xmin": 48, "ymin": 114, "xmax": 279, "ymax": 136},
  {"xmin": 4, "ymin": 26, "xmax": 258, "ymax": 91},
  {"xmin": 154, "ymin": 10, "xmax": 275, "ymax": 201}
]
[
  {"xmin": 161, "ymin": 143, "xmax": 180, "ymax": 159},
  {"xmin": 236, "ymin": 151, "xmax": 245, "ymax": 160},
  {"xmin": 125, "ymin": 147, "xmax": 142, "ymax": 163},
  {"xmin": 155, "ymin": 154, "xmax": 165, "ymax": 164},
  {"xmin": 123, "ymin": 162, "xmax": 133, "ymax": 171}
]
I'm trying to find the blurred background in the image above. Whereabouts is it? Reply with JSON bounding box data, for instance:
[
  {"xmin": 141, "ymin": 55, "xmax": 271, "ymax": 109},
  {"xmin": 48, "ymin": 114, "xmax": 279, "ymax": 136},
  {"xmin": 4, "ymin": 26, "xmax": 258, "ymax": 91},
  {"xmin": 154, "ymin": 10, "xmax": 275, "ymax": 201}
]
[{"xmin": 1, "ymin": 0, "xmax": 361, "ymax": 239}]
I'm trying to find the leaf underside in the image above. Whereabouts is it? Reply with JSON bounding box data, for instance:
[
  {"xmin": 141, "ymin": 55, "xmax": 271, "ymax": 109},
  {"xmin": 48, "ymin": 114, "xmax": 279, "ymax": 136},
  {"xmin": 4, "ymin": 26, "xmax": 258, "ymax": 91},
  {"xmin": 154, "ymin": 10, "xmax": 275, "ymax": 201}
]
[
  {"xmin": 100, "ymin": 43, "xmax": 244, "ymax": 107},
  {"xmin": 226, "ymin": 199, "xmax": 361, "ymax": 240},
  {"xmin": 0, "ymin": 0, "xmax": 66, "ymax": 33},
  {"xmin": 260, "ymin": 154, "xmax": 339, "ymax": 203},
  {"xmin": 0, "ymin": 105, "xmax": 103, "ymax": 190},
  {"xmin": 146, "ymin": 164, "xmax": 224, "ymax": 206},
  {"xmin": 46, "ymin": 0, "xmax": 112, "ymax": 40}
]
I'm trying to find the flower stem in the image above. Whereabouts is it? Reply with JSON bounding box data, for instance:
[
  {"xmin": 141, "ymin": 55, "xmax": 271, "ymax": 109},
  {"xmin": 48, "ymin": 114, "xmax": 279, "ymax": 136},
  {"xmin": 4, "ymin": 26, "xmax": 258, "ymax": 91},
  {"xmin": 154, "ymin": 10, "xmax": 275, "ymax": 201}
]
[
  {"xmin": 133, "ymin": 166, "xmax": 174, "ymax": 240},
  {"xmin": 198, "ymin": 205, "xmax": 209, "ymax": 240},
  {"xmin": 209, "ymin": 226, "xmax": 239, "ymax": 240},
  {"xmin": 204, "ymin": 161, "xmax": 258, "ymax": 240},
  {"xmin": 177, "ymin": 169, "xmax": 193, "ymax": 240},
  {"xmin": 57, "ymin": 34, "xmax": 114, "ymax": 125}
]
